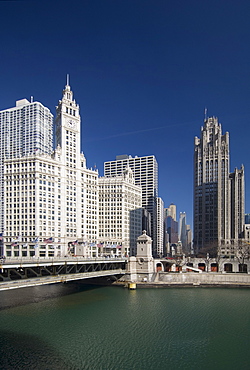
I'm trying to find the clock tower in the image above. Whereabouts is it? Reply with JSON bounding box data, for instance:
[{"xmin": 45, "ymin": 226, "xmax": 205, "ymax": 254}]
[{"xmin": 55, "ymin": 75, "xmax": 82, "ymax": 168}]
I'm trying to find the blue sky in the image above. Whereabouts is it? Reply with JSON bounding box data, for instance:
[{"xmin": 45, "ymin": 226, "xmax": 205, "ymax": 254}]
[{"xmin": 1, "ymin": 0, "xmax": 250, "ymax": 228}]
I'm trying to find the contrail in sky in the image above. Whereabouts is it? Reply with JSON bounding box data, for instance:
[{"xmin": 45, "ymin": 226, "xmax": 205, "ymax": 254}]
[
  {"xmin": 83, "ymin": 111, "xmax": 250, "ymax": 143},
  {"xmin": 83, "ymin": 120, "xmax": 194, "ymax": 143}
]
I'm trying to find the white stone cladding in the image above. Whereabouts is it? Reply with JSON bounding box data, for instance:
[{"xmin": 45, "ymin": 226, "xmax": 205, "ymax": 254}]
[
  {"xmin": 0, "ymin": 99, "xmax": 53, "ymax": 232},
  {"xmin": 98, "ymin": 167, "xmax": 142, "ymax": 256},
  {"xmin": 156, "ymin": 197, "xmax": 164, "ymax": 257},
  {"xmin": 3, "ymin": 81, "xmax": 98, "ymax": 258},
  {"xmin": 104, "ymin": 154, "xmax": 159, "ymax": 255}
]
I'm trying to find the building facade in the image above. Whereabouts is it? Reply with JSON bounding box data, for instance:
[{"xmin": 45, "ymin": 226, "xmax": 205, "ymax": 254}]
[
  {"xmin": 165, "ymin": 203, "xmax": 177, "ymax": 221},
  {"xmin": 156, "ymin": 197, "xmax": 164, "ymax": 256},
  {"xmin": 0, "ymin": 98, "xmax": 53, "ymax": 232},
  {"xmin": 186, "ymin": 224, "xmax": 192, "ymax": 254},
  {"xmin": 98, "ymin": 167, "xmax": 142, "ymax": 256},
  {"xmin": 165, "ymin": 215, "xmax": 178, "ymax": 244},
  {"xmin": 245, "ymin": 214, "xmax": 250, "ymax": 224},
  {"xmin": 165, "ymin": 203, "xmax": 178, "ymax": 248},
  {"xmin": 229, "ymin": 166, "xmax": 245, "ymax": 239},
  {"xmin": 54, "ymin": 79, "xmax": 99, "ymax": 246},
  {"xmin": 3, "ymin": 80, "xmax": 99, "ymax": 258},
  {"xmin": 179, "ymin": 212, "xmax": 187, "ymax": 252},
  {"xmin": 193, "ymin": 116, "xmax": 245, "ymax": 255},
  {"xmin": 104, "ymin": 154, "xmax": 159, "ymax": 255}
]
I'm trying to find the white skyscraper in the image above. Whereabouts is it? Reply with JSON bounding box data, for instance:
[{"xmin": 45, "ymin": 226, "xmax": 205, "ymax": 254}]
[
  {"xmin": 156, "ymin": 197, "xmax": 164, "ymax": 257},
  {"xmin": 0, "ymin": 98, "xmax": 53, "ymax": 232},
  {"xmin": 3, "ymin": 79, "xmax": 99, "ymax": 258},
  {"xmin": 104, "ymin": 154, "xmax": 159, "ymax": 255},
  {"xmin": 98, "ymin": 167, "xmax": 142, "ymax": 256},
  {"xmin": 54, "ymin": 80, "xmax": 99, "ymax": 245}
]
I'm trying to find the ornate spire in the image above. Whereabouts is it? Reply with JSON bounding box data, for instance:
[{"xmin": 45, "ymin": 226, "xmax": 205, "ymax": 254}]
[
  {"xmin": 66, "ymin": 74, "xmax": 70, "ymax": 87},
  {"xmin": 62, "ymin": 74, "xmax": 73, "ymax": 101}
]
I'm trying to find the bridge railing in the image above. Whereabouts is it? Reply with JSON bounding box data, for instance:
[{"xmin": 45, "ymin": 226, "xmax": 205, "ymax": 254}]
[{"xmin": 0, "ymin": 256, "xmax": 128, "ymax": 265}]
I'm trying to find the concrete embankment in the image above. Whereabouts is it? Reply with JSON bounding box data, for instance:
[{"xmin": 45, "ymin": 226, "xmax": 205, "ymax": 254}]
[{"xmin": 118, "ymin": 272, "xmax": 250, "ymax": 288}]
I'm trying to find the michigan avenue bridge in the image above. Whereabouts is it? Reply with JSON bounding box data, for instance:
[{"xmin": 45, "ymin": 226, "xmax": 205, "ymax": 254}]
[{"xmin": 0, "ymin": 257, "xmax": 127, "ymax": 291}]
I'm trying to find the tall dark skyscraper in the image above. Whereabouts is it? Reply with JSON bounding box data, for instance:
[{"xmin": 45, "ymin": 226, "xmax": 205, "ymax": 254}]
[{"xmin": 193, "ymin": 116, "xmax": 244, "ymax": 255}]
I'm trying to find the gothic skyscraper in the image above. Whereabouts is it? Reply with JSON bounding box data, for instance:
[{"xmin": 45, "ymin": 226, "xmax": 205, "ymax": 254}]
[{"xmin": 193, "ymin": 116, "xmax": 244, "ymax": 255}]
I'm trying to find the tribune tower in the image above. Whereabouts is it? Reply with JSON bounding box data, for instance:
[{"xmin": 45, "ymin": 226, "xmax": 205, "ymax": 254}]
[{"xmin": 193, "ymin": 116, "xmax": 244, "ymax": 255}]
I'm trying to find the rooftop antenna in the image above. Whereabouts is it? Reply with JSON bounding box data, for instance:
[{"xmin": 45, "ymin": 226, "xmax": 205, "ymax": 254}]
[
  {"xmin": 66, "ymin": 74, "xmax": 70, "ymax": 86},
  {"xmin": 31, "ymin": 96, "xmax": 33, "ymax": 103},
  {"xmin": 204, "ymin": 107, "xmax": 207, "ymax": 121}
]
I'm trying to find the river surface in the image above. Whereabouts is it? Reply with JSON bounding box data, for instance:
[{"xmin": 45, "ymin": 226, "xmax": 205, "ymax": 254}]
[{"xmin": 0, "ymin": 283, "xmax": 249, "ymax": 370}]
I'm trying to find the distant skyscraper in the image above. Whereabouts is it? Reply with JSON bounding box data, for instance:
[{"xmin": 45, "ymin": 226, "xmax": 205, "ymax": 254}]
[
  {"xmin": 245, "ymin": 214, "xmax": 250, "ymax": 224},
  {"xmin": 179, "ymin": 212, "xmax": 187, "ymax": 251},
  {"xmin": 186, "ymin": 225, "xmax": 192, "ymax": 254},
  {"xmin": 142, "ymin": 208, "xmax": 151, "ymax": 237},
  {"xmin": 193, "ymin": 116, "xmax": 245, "ymax": 254},
  {"xmin": 165, "ymin": 203, "xmax": 176, "ymax": 221},
  {"xmin": 166, "ymin": 216, "xmax": 178, "ymax": 244},
  {"xmin": 164, "ymin": 203, "xmax": 178, "ymax": 248},
  {"xmin": 229, "ymin": 167, "xmax": 245, "ymax": 239},
  {"xmin": 104, "ymin": 154, "xmax": 159, "ymax": 255},
  {"xmin": 0, "ymin": 98, "xmax": 53, "ymax": 232},
  {"xmin": 156, "ymin": 197, "xmax": 164, "ymax": 257}
]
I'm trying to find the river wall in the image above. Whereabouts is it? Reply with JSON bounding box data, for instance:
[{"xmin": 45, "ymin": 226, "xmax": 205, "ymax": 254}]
[
  {"xmin": 156, "ymin": 272, "xmax": 250, "ymax": 286},
  {"xmin": 119, "ymin": 272, "xmax": 250, "ymax": 287},
  {"xmin": 157, "ymin": 272, "xmax": 250, "ymax": 287}
]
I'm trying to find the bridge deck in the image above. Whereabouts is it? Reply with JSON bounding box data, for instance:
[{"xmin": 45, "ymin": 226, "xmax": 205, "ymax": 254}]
[
  {"xmin": 0, "ymin": 257, "xmax": 127, "ymax": 290},
  {"xmin": 0, "ymin": 269, "xmax": 125, "ymax": 291}
]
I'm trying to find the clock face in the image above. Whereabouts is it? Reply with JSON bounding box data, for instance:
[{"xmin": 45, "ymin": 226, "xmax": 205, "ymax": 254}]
[{"xmin": 67, "ymin": 119, "xmax": 76, "ymax": 128}]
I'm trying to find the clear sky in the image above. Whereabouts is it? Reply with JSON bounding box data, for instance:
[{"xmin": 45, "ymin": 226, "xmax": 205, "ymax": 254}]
[{"xmin": 1, "ymin": 0, "xmax": 250, "ymax": 228}]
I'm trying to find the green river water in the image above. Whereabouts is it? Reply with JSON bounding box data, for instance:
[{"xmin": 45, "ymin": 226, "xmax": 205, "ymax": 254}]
[{"xmin": 0, "ymin": 283, "xmax": 249, "ymax": 370}]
